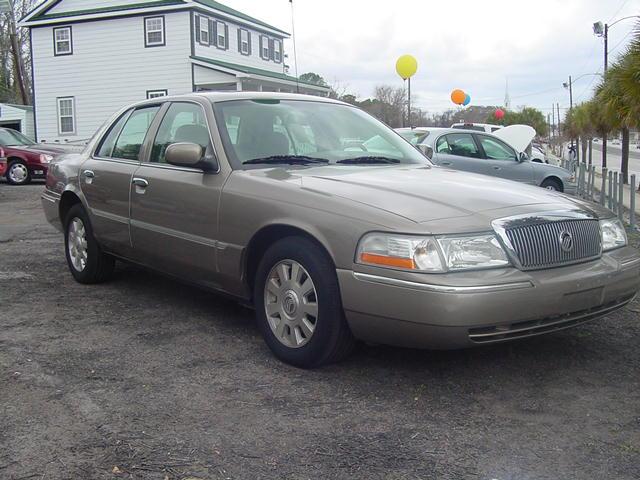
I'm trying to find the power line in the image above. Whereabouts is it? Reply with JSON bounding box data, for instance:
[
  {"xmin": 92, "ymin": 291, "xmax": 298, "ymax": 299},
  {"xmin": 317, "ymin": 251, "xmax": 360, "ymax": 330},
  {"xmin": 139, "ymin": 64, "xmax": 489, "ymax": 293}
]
[{"xmin": 608, "ymin": 0, "xmax": 631, "ymax": 23}]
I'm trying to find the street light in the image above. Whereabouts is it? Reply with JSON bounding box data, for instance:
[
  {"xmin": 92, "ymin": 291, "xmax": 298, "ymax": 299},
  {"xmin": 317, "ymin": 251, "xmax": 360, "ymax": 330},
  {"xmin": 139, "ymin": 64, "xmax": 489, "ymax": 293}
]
[{"xmin": 593, "ymin": 15, "xmax": 640, "ymax": 72}]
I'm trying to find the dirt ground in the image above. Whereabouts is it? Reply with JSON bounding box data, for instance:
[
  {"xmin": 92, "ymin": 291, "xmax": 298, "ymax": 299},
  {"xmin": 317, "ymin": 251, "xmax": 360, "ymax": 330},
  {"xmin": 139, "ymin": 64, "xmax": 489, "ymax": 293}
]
[{"xmin": 1, "ymin": 183, "xmax": 640, "ymax": 480}]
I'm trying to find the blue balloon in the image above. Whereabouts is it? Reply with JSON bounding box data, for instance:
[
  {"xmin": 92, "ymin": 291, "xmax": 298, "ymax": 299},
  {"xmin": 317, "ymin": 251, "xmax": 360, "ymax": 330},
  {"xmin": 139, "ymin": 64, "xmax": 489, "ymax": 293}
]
[{"xmin": 463, "ymin": 94, "xmax": 471, "ymax": 106}]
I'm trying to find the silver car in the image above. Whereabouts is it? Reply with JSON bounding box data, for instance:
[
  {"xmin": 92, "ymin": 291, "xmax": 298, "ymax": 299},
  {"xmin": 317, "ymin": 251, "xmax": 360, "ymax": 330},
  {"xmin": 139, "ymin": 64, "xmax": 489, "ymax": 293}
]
[
  {"xmin": 397, "ymin": 127, "xmax": 575, "ymax": 193},
  {"xmin": 42, "ymin": 93, "xmax": 639, "ymax": 368}
]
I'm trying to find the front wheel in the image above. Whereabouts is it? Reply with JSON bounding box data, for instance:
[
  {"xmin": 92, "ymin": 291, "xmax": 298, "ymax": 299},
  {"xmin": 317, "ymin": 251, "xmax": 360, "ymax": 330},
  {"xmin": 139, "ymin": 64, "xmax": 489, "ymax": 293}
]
[
  {"xmin": 6, "ymin": 160, "xmax": 31, "ymax": 185},
  {"xmin": 541, "ymin": 178, "xmax": 562, "ymax": 192},
  {"xmin": 254, "ymin": 236, "xmax": 355, "ymax": 368},
  {"xmin": 64, "ymin": 204, "xmax": 115, "ymax": 284}
]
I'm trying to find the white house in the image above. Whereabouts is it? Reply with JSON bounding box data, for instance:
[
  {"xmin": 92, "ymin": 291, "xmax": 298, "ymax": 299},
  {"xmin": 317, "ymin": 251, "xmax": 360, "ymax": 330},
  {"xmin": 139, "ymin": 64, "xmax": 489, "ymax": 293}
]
[
  {"xmin": 0, "ymin": 103, "xmax": 35, "ymax": 139},
  {"xmin": 19, "ymin": 0, "xmax": 329, "ymax": 143}
]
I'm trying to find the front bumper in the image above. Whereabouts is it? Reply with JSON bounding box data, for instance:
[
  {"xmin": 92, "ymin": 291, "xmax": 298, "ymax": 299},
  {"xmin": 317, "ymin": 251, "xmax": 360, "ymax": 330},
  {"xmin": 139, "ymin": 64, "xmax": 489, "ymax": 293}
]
[
  {"xmin": 0, "ymin": 158, "xmax": 6, "ymax": 177},
  {"xmin": 563, "ymin": 182, "xmax": 577, "ymax": 195},
  {"xmin": 338, "ymin": 246, "xmax": 640, "ymax": 349}
]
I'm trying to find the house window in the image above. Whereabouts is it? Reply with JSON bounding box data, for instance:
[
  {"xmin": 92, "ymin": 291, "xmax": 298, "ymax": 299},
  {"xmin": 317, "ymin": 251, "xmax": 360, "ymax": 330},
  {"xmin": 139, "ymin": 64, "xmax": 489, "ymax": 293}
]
[
  {"xmin": 57, "ymin": 97, "xmax": 75, "ymax": 135},
  {"xmin": 216, "ymin": 21, "xmax": 227, "ymax": 48},
  {"xmin": 144, "ymin": 16, "xmax": 165, "ymax": 47},
  {"xmin": 260, "ymin": 35, "xmax": 270, "ymax": 60},
  {"xmin": 239, "ymin": 29, "xmax": 250, "ymax": 55},
  {"xmin": 273, "ymin": 39, "xmax": 282, "ymax": 63},
  {"xmin": 146, "ymin": 90, "xmax": 168, "ymax": 99},
  {"xmin": 53, "ymin": 26, "xmax": 72, "ymax": 56},
  {"xmin": 199, "ymin": 16, "xmax": 209, "ymax": 44}
]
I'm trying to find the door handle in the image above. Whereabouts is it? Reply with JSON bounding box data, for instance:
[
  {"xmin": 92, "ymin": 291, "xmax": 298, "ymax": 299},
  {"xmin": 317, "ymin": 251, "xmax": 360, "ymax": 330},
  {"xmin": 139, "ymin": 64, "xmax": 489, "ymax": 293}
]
[
  {"xmin": 440, "ymin": 161, "xmax": 452, "ymax": 166},
  {"xmin": 83, "ymin": 170, "xmax": 95, "ymax": 178},
  {"xmin": 492, "ymin": 166, "xmax": 501, "ymax": 170},
  {"xmin": 132, "ymin": 178, "xmax": 149, "ymax": 188}
]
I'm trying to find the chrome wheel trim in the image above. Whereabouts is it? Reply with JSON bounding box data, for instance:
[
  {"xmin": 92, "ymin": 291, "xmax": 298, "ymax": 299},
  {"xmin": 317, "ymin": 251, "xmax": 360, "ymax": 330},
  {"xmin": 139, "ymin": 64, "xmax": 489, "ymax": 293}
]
[
  {"xmin": 8, "ymin": 163, "xmax": 28, "ymax": 184},
  {"xmin": 67, "ymin": 218, "xmax": 88, "ymax": 272},
  {"xmin": 264, "ymin": 259, "xmax": 318, "ymax": 349},
  {"xmin": 545, "ymin": 184, "xmax": 558, "ymax": 191}
]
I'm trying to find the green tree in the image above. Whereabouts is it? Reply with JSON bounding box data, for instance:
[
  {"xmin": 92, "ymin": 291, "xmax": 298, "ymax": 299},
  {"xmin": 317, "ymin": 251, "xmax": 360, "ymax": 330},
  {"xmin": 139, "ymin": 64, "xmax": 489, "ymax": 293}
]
[
  {"xmin": 298, "ymin": 72, "xmax": 328, "ymax": 87},
  {"xmin": 484, "ymin": 107, "xmax": 548, "ymax": 137}
]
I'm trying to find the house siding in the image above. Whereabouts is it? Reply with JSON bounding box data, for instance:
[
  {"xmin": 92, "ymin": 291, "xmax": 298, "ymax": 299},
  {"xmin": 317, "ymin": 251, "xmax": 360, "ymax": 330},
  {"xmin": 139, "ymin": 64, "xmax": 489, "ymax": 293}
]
[
  {"xmin": 192, "ymin": 13, "xmax": 285, "ymax": 75},
  {"xmin": 32, "ymin": 11, "xmax": 192, "ymax": 143}
]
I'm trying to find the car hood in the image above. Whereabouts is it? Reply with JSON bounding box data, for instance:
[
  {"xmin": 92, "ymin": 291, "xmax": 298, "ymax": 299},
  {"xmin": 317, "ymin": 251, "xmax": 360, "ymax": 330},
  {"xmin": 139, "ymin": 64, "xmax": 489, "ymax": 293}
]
[
  {"xmin": 493, "ymin": 125, "xmax": 536, "ymax": 152},
  {"xmin": 241, "ymin": 165, "xmax": 593, "ymax": 225}
]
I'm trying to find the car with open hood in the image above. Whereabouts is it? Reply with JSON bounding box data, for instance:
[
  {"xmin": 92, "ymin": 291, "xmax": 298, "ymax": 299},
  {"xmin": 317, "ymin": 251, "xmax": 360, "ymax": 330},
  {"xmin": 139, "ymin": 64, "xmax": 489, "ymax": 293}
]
[
  {"xmin": 398, "ymin": 126, "xmax": 575, "ymax": 193},
  {"xmin": 41, "ymin": 93, "xmax": 639, "ymax": 367}
]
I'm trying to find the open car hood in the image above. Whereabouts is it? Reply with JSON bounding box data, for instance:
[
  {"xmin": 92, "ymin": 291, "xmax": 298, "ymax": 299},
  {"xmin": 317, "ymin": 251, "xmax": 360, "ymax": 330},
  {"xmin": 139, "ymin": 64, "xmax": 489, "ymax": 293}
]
[{"xmin": 492, "ymin": 125, "xmax": 536, "ymax": 153}]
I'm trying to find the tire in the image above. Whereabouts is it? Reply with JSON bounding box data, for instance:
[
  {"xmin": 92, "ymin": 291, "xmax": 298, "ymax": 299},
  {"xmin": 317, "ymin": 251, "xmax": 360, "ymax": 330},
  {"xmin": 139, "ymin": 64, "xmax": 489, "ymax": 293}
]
[
  {"xmin": 254, "ymin": 236, "xmax": 355, "ymax": 368},
  {"xmin": 6, "ymin": 160, "xmax": 31, "ymax": 185},
  {"xmin": 541, "ymin": 178, "xmax": 562, "ymax": 192},
  {"xmin": 64, "ymin": 204, "xmax": 115, "ymax": 284}
]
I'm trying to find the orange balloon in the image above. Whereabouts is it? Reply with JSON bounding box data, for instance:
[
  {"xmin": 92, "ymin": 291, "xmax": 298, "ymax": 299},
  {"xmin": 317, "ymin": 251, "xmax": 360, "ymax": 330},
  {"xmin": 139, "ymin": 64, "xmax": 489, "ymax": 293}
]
[{"xmin": 451, "ymin": 89, "xmax": 466, "ymax": 105}]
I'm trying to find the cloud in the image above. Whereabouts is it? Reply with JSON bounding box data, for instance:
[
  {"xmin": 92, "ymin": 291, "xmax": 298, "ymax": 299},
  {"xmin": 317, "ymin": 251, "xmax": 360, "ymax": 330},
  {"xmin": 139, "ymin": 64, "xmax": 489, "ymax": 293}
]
[{"xmin": 223, "ymin": 0, "xmax": 640, "ymax": 115}]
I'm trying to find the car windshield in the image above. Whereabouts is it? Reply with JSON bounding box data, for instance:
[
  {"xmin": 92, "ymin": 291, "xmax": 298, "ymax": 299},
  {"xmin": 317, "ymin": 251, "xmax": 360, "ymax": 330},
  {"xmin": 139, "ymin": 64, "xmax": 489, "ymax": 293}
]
[
  {"xmin": 213, "ymin": 99, "xmax": 430, "ymax": 168},
  {"xmin": 398, "ymin": 130, "xmax": 428, "ymax": 145},
  {"xmin": 0, "ymin": 129, "xmax": 35, "ymax": 146}
]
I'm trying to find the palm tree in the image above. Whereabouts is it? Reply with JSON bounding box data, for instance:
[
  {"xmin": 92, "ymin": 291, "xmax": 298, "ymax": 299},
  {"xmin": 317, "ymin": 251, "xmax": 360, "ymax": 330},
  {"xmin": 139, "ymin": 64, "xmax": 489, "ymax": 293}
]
[{"xmin": 572, "ymin": 103, "xmax": 593, "ymax": 164}]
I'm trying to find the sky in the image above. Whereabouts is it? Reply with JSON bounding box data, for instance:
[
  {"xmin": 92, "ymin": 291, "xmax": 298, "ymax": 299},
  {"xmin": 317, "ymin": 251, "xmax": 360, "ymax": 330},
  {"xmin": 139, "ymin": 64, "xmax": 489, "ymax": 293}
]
[{"xmin": 222, "ymin": 0, "xmax": 640, "ymax": 119}]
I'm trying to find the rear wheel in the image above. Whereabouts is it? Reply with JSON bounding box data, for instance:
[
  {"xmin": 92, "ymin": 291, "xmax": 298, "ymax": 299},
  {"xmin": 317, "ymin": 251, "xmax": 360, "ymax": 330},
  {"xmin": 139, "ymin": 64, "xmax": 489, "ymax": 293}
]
[
  {"xmin": 541, "ymin": 178, "xmax": 562, "ymax": 192},
  {"xmin": 254, "ymin": 236, "xmax": 355, "ymax": 368},
  {"xmin": 6, "ymin": 160, "xmax": 31, "ymax": 185},
  {"xmin": 64, "ymin": 204, "xmax": 115, "ymax": 284}
]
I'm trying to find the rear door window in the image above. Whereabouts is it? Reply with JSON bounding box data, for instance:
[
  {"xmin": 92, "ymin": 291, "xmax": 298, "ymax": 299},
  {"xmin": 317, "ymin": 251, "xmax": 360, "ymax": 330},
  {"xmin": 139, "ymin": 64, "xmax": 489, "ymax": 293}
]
[{"xmin": 111, "ymin": 106, "xmax": 160, "ymax": 161}]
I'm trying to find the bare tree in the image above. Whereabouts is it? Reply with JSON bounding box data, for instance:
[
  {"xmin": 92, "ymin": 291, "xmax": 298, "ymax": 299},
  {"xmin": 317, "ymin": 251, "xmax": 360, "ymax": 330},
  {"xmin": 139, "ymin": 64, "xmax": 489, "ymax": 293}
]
[{"xmin": 1, "ymin": 0, "xmax": 35, "ymax": 104}]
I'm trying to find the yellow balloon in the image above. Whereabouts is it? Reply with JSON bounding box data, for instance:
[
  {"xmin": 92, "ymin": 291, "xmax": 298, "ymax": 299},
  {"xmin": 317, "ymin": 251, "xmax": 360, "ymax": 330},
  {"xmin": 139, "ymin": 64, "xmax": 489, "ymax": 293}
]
[{"xmin": 396, "ymin": 55, "xmax": 418, "ymax": 80}]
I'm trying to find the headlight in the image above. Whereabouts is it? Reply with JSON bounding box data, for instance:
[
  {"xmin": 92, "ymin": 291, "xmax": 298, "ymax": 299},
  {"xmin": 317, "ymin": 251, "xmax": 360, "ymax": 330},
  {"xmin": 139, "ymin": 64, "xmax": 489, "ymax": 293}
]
[
  {"xmin": 600, "ymin": 218, "xmax": 627, "ymax": 251},
  {"xmin": 39, "ymin": 154, "xmax": 53, "ymax": 163},
  {"xmin": 356, "ymin": 232, "xmax": 509, "ymax": 272}
]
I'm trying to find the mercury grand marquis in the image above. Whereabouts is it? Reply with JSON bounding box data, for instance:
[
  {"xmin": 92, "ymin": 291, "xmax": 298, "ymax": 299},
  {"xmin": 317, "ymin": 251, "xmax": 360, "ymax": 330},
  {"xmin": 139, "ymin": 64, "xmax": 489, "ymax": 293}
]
[{"xmin": 42, "ymin": 93, "xmax": 640, "ymax": 367}]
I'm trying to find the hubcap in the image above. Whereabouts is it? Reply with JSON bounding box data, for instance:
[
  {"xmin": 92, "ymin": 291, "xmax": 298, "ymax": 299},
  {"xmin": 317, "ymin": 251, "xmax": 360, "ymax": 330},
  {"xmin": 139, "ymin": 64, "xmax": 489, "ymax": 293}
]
[
  {"xmin": 67, "ymin": 218, "xmax": 88, "ymax": 272},
  {"xmin": 264, "ymin": 260, "xmax": 318, "ymax": 348},
  {"xmin": 9, "ymin": 163, "xmax": 28, "ymax": 183},
  {"xmin": 545, "ymin": 185, "xmax": 557, "ymax": 191}
]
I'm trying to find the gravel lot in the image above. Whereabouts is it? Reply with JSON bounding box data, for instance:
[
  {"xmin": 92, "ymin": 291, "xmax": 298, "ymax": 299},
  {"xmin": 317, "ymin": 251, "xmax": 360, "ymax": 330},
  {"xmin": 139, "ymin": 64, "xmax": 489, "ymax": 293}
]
[{"xmin": 2, "ymin": 183, "xmax": 640, "ymax": 480}]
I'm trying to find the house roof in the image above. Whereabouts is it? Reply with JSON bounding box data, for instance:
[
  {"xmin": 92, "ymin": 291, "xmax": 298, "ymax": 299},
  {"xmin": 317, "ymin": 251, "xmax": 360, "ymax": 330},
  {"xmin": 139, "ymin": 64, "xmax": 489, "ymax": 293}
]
[
  {"xmin": 30, "ymin": 0, "xmax": 185, "ymax": 21},
  {"xmin": 0, "ymin": 103, "xmax": 34, "ymax": 112},
  {"xmin": 22, "ymin": 0, "xmax": 289, "ymax": 35},
  {"xmin": 191, "ymin": 56, "xmax": 330, "ymax": 91}
]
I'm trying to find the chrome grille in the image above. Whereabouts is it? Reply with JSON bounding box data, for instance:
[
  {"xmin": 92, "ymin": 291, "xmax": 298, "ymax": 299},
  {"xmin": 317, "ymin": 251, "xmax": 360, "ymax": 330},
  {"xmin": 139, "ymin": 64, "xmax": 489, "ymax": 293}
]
[{"xmin": 505, "ymin": 219, "xmax": 601, "ymax": 270}]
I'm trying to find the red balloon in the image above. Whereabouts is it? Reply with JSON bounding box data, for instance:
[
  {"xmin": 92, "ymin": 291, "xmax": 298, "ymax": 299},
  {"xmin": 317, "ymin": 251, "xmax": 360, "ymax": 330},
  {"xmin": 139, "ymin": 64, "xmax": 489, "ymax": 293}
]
[{"xmin": 495, "ymin": 108, "xmax": 505, "ymax": 119}]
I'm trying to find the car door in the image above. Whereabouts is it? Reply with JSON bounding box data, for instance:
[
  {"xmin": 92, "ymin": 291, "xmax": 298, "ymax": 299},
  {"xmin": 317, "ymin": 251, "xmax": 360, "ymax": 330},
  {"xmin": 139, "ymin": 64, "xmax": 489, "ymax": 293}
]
[
  {"xmin": 80, "ymin": 105, "xmax": 161, "ymax": 255},
  {"xmin": 476, "ymin": 134, "xmax": 534, "ymax": 184},
  {"xmin": 129, "ymin": 100, "xmax": 226, "ymax": 286},
  {"xmin": 431, "ymin": 132, "xmax": 485, "ymax": 175}
]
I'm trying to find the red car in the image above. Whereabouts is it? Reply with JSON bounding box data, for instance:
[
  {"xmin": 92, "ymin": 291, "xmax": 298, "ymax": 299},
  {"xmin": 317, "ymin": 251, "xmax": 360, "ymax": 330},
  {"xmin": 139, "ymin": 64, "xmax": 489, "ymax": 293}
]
[{"xmin": 0, "ymin": 128, "xmax": 69, "ymax": 185}]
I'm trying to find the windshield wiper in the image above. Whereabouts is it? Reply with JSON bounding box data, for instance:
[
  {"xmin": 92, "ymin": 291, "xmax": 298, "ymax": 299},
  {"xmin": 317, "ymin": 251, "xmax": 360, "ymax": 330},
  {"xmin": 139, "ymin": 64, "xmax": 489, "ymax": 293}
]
[
  {"xmin": 336, "ymin": 156, "xmax": 401, "ymax": 165},
  {"xmin": 243, "ymin": 155, "xmax": 329, "ymax": 165}
]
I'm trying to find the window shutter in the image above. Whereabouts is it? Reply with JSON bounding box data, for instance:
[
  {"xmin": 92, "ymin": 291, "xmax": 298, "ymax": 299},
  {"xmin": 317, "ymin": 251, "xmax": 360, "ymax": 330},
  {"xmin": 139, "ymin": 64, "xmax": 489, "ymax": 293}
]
[
  {"xmin": 224, "ymin": 24, "xmax": 229, "ymax": 50},
  {"xmin": 209, "ymin": 19, "xmax": 215, "ymax": 46},
  {"xmin": 195, "ymin": 15, "xmax": 200, "ymax": 42},
  {"xmin": 259, "ymin": 36, "xmax": 263, "ymax": 59},
  {"xmin": 237, "ymin": 28, "xmax": 242, "ymax": 52},
  {"xmin": 248, "ymin": 32, "xmax": 252, "ymax": 55},
  {"xmin": 269, "ymin": 38, "xmax": 275, "ymax": 60}
]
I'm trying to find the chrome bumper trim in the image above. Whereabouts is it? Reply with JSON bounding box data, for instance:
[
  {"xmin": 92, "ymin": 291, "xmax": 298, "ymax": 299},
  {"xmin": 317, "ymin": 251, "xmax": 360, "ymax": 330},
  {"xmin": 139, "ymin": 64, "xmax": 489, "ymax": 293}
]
[
  {"xmin": 41, "ymin": 191, "xmax": 60, "ymax": 203},
  {"xmin": 352, "ymin": 272, "xmax": 533, "ymax": 294},
  {"xmin": 620, "ymin": 257, "xmax": 640, "ymax": 269}
]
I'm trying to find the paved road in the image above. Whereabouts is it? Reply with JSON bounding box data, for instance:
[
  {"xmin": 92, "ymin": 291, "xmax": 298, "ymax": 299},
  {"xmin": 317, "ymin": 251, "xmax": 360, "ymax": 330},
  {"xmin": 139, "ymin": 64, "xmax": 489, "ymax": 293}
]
[
  {"xmin": 590, "ymin": 143, "xmax": 640, "ymax": 178},
  {"xmin": 2, "ymin": 184, "xmax": 640, "ymax": 480}
]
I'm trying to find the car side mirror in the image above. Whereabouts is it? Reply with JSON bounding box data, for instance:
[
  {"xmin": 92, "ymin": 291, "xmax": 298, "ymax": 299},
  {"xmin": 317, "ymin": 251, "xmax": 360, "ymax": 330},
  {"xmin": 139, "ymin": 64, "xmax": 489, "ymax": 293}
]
[
  {"xmin": 418, "ymin": 145, "xmax": 433, "ymax": 159},
  {"xmin": 518, "ymin": 152, "xmax": 528, "ymax": 162},
  {"xmin": 165, "ymin": 142, "xmax": 217, "ymax": 171}
]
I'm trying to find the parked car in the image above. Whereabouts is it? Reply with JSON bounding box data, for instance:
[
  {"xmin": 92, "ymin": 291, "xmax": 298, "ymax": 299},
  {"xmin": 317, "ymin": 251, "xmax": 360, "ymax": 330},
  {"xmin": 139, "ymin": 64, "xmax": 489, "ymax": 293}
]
[
  {"xmin": 612, "ymin": 139, "xmax": 621, "ymax": 146},
  {"xmin": 0, "ymin": 128, "xmax": 69, "ymax": 185},
  {"xmin": 451, "ymin": 122, "xmax": 503, "ymax": 133},
  {"xmin": 42, "ymin": 93, "xmax": 639, "ymax": 367},
  {"xmin": 530, "ymin": 144, "xmax": 548, "ymax": 164},
  {"xmin": 398, "ymin": 126, "xmax": 575, "ymax": 193}
]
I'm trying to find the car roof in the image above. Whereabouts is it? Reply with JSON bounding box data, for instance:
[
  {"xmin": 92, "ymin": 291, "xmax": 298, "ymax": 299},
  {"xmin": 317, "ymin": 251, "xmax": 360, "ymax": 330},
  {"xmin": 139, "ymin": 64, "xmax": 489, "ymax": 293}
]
[{"xmin": 134, "ymin": 91, "xmax": 347, "ymax": 109}]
